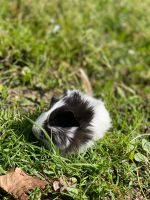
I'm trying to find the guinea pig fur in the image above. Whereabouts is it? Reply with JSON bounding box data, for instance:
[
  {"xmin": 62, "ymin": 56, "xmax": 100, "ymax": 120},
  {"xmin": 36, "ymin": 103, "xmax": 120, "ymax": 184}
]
[{"xmin": 32, "ymin": 90, "xmax": 111, "ymax": 155}]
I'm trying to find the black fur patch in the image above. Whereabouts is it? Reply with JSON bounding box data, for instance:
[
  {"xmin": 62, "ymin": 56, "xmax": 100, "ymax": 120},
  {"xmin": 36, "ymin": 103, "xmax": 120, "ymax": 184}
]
[
  {"xmin": 49, "ymin": 109, "xmax": 79, "ymax": 127},
  {"xmin": 63, "ymin": 91, "xmax": 94, "ymax": 128}
]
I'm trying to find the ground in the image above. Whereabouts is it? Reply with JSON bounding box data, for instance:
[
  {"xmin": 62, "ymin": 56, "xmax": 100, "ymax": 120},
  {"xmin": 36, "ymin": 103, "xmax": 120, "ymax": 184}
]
[{"xmin": 0, "ymin": 0, "xmax": 150, "ymax": 199}]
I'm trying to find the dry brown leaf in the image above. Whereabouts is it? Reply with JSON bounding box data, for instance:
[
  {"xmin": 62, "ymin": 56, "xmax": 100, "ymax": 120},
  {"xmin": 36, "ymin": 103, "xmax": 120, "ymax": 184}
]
[
  {"xmin": 53, "ymin": 176, "xmax": 77, "ymax": 192},
  {"xmin": 78, "ymin": 68, "xmax": 93, "ymax": 96},
  {"xmin": 0, "ymin": 167, "xmax": 47, "ymax": 200}
]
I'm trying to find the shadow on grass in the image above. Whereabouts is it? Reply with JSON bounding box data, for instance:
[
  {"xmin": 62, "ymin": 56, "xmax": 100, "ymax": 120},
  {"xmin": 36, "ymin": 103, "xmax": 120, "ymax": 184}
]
[{"xmin": 8, "ymin": 110, "xmax": 42, "ymax": 146}]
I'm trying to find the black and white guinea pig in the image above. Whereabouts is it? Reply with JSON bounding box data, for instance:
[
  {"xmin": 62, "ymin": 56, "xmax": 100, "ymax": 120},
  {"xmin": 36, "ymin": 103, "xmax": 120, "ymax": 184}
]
[{"xmin": 32, "ymin": 90, "xmax": 111, "ymax": 155}]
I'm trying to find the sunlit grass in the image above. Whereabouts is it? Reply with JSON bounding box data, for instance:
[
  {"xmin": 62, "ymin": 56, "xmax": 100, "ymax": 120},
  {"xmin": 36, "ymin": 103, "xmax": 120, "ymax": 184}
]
[{"xmin": 0, "ymin": 0, "xmax": 150, "ymax": 199}]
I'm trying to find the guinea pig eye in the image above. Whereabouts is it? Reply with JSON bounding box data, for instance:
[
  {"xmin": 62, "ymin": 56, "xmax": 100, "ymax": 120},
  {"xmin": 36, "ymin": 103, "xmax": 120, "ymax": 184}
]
[
  {"xmin": 49, "ymin": 109, "xmax": 79, "ymax": 128},
  {"xmin": 50, "ymin": 96, "xmax": 59, "ymax": 107}
]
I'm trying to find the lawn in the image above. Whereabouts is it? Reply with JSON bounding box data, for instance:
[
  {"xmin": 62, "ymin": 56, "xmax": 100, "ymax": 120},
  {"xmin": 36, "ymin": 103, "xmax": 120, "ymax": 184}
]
[{"xmin": 0, "ymin": 0, "xmax": 150, "ymax": 199}]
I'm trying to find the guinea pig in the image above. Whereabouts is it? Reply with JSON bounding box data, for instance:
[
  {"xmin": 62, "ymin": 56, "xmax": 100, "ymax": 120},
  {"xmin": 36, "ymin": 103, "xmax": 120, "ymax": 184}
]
[{"xmin": 32, "ymin": 90, "xmax": 111, "ymax": 155}]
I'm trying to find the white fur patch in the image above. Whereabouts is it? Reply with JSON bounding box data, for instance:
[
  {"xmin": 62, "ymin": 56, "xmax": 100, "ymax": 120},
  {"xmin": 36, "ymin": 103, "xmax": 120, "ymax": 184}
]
[{"xmin": 82, "ymin": 94, "xmax": 111, "ymax": 141}]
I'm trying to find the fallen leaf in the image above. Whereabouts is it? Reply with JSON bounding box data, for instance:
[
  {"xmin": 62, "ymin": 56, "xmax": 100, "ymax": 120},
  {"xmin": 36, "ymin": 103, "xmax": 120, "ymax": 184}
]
[
  {"xmin": 78, "ymin": 68, "xmax": 93, "ymax": 96},
  {"xmin": 53, "ymin": 180, "xmax": 61, "ymax": 191},
  {"xmin": 0, "ymin": 167, "xmax": 47, "ymax": 200},
  {"xmin": 53, "ymin": 176, "xmax": 77, "ymax": 192}
]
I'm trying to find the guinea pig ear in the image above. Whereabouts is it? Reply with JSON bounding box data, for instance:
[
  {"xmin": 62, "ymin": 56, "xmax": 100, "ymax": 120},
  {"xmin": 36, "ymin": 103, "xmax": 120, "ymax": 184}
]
[
  {"xmin": 49, "ymin": 96, "xmax": 60, "ymax": 108},
  {"xmin": 49, "ymin": 109, "xmax": 80, "ymax": 128}
]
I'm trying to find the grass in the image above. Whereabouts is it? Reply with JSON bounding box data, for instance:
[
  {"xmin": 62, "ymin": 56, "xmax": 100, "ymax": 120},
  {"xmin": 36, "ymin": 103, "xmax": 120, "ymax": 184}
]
[{"xmin": 0, "ymin": 0, "xmax": 150, "ymax": 199}]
